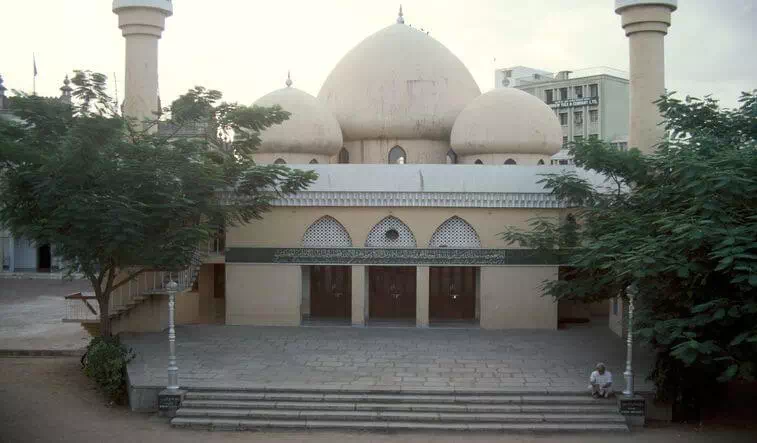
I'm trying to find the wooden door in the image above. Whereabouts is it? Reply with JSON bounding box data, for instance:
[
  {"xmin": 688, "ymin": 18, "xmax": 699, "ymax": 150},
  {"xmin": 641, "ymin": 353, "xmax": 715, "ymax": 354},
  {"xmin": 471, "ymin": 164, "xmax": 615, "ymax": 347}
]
[
  {"xmin": 310, "ymin": 266, "xmax": 351, "ymax": 319},
  {"xmin": 369, "ymin": 267, "xmax": 417, "ymax": 319},
  {"xmin": 429, "ymin": 267, "xmax": 476, "ymax": 320}
]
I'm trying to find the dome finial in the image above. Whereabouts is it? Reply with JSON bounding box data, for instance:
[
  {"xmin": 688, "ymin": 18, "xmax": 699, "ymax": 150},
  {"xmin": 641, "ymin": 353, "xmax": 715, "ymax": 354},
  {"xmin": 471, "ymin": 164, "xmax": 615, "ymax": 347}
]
[
  {"xmin": 396, "ymin": 5, "xmax": 404, "ymax": 24},
  {"xmin": 60, "ymin": 74, "xmax": 73, "ymax": 102},
  {"xmin": 285, "ymin": 71, "xmax": 293, "ymax": 88}
]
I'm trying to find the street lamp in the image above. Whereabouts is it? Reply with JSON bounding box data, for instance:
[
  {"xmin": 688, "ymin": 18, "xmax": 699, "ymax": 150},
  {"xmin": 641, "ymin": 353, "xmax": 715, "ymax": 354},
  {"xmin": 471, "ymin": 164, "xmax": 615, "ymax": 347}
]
[
  {"xmin": 623, "ymin": 282, "xmax": 638, "ymax": 396},
  {"xmin": 165, "ymin": 279, "xmax": 179, "ymax": 392}
]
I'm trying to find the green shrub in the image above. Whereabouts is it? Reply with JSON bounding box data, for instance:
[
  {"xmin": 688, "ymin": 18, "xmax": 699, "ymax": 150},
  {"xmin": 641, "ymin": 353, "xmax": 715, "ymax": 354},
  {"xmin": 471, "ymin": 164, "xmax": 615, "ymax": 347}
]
[{"xmin": 82, "ymin": 336, "xmax": 135, "ymax": 404}]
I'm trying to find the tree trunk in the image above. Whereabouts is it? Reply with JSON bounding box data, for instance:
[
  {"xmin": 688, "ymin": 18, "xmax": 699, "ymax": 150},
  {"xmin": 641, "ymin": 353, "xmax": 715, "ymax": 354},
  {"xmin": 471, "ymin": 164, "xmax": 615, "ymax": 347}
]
[{"xmin": 97, "ymin": 296, "xmax": 112, "ymax": 337}]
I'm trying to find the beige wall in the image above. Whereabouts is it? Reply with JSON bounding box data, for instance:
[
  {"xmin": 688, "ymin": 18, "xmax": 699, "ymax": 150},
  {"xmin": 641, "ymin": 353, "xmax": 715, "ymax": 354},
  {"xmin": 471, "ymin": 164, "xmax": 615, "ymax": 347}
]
[
  {"xmin": 343, "ymin": 139, "xmax": 451, "ymax": 164},
  {"xmin": 458, "ymin": 153, "xmax": 551, "ymax": 166},
  {"xmin": 479, "ymin": 266, "xmax": 558, "ymax": 329},
  {"xmin": 225, "ymin": 264, "xmax": 301, "ymax": 326},
  {"xmin": 227, "ymin": 206, "xmax": 558, "ymax": 250},
  {"xmin": 113, "ymin": 290, "xmax": 199, "ymax": 335}
]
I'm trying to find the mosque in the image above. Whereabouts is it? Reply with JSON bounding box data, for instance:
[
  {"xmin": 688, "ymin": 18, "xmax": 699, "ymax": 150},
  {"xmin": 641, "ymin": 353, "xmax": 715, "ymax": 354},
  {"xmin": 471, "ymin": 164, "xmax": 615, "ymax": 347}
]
[{"xmin": 63, "ymin": 0, "xmax": 676, "ymax": 336}]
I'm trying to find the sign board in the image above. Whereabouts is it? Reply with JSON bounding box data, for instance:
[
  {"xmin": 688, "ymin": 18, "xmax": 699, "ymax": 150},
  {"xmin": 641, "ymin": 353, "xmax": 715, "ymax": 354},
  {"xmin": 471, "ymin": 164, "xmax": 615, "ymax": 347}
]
[
  {"xmin": 226, "ymin": 248, "xmax": 565, "ymax": 266},
  {"xmin": 618, "ymin": 397, "xmax": 646, "ymax": 416},
  {"xmin": 158, "ymin": 394, "xmax": 182, "ymax": 411},
  {"xmin": 550, "ymin": 97, "xmax": 599, "ymax": 109}
]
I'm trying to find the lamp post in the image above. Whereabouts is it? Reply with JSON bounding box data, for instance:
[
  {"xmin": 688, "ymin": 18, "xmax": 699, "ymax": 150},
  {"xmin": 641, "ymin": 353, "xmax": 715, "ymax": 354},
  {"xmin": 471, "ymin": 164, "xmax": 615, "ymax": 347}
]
[
  {"xmin": 165, "ymin": 279, "xmax": 179, "ymax": 392},
  {"xmin": 623, "ymin": 282, "xmax": 638, "ymax": 396}
]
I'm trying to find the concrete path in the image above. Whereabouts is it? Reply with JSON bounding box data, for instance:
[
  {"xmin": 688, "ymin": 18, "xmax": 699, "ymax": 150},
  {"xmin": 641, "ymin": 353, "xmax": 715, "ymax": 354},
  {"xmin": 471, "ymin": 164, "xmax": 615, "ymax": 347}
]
[
  {"xmin": 123, "ymin": 324, "xmax": 655, "ymax": 392},
  {"xmin": 0, "ymin": 278, "xmax": 92, "ymax": 350}
]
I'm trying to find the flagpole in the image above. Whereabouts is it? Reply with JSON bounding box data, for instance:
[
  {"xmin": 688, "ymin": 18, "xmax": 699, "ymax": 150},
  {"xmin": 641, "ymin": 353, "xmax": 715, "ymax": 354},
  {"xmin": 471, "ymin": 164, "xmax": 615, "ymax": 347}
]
[{"xmin": 33, "ymin": 53, "xmax": 38, "ymax": 95}]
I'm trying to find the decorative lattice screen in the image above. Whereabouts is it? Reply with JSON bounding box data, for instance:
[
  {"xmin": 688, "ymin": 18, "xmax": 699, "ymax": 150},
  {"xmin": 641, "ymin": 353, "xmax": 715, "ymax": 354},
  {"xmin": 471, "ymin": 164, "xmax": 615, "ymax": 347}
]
[
  {"xmin": 428, "ymin": 217, "xmax": 481, "ymax": 248},
  {"xmin": 365, "ymin": 216, "xmax": 417, "ymax": 248},
  {"xmin": 302, "ymin": 216, "xmax": 352, "ymax": 247}
]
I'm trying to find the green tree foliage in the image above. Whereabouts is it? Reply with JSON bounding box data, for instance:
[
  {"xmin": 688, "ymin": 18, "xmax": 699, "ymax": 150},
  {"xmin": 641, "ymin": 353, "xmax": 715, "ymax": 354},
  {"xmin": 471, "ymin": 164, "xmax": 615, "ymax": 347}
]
[
  {"xmin": 0, "ymin": 71, "xmax": 317, "ymax": 336},
  {"xmin": 82, "ymin": 336, "xmax": 135, "ymax": 404},
  {"xmin": 502, "ymin": 92, "xmax": 757, "ymax": 417}
]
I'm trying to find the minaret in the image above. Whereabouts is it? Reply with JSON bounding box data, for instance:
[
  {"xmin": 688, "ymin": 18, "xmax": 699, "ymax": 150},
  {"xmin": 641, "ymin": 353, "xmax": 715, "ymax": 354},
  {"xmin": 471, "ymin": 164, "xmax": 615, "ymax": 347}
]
[
  {"xmin": 615, "ymin": 0, "xmax": 677, "ymax": 154},
  {"xmin": 0, "ymin": 75, "xmax": 8, "ymax": 111},
  {"xmin": 112, "ymin": 0, "xmax": 173, "ymax": 125},
  {"xmin": 59, "ymin": 75, "xmax": 73, "ymax": 103}
]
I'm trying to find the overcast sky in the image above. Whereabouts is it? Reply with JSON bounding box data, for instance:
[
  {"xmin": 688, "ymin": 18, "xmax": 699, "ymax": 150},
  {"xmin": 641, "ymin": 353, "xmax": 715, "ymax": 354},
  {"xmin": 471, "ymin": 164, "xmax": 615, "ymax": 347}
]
[{"xmin": 1, "ymin": 0, "xmax": 754, "ymax": 108}]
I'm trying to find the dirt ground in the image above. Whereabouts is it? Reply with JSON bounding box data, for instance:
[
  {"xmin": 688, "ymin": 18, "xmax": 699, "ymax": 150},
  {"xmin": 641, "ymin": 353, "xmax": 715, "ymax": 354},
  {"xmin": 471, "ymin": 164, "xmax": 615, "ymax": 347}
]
[
  {"xmin": 0, "ymin": 357, "xmax": 755, "ymax": 443},
  {"xmin": 0, "ymin": 279, "xmax": 92, "ymax": 350}
]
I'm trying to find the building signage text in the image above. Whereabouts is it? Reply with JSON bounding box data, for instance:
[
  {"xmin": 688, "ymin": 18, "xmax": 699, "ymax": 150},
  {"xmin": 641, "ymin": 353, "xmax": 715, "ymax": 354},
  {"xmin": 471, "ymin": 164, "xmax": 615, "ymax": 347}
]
[
  {"xmin": 226, "ymin": 248, "xmax": 565, "ymax": 266},
  {"xmin": 550, "ymin": 97, "xmax": 599, "ymax": 109}
]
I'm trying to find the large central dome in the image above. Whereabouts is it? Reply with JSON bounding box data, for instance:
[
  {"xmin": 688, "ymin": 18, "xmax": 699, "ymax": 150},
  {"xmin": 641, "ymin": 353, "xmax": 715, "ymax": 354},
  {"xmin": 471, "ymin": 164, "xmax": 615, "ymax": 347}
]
[{"xmin": 318, "ymin": 23, "xmax": 481, "ymax": 142}]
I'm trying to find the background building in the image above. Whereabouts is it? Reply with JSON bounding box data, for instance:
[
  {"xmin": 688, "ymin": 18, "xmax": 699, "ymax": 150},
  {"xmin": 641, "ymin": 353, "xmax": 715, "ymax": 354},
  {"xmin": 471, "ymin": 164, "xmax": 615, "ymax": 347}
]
[{"xmin": 496, "ymin": 66, "xmax": 630, "ymax": 163}]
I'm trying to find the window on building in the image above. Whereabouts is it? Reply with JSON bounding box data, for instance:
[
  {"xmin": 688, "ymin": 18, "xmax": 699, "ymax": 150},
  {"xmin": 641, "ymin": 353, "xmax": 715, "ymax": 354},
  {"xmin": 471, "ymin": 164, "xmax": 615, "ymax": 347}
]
[
  {"xmin": 562, "ymin": 136, "xmax": 568, "ymax": 146},
  {"xmin": 559, "ymin": 113, "xmax": 568, "ymax": 126},
  {"xmin": 559, "ymin": 87, "xmax": 568, "ymax": 101},
  {"xmin": 574, "ymin": 86, "xmax": 583, "ymax": 98},
  {"xmin": 274, "ymin": 158, "xmax": 286, "ymax": 164},
  {"xmin": 545, "ymin": 89, "xmax": 554, "ymax": 104},
  {"xmin": 537, "ymin": 159, "xmax": 545, "ymax": 165},
  {"xmin": 574, "ymin": 111, "xmax": 583, "ymax": 126},
  {"xmin": 589, "ymin": 83, "xmax": 598, "ymax": 97},
  {"xmin": 337, "ymin": 147, "xmax": 349, "ymax": 164},
  {"xmin": 474, "ymin": 159, "xmax": 484, "ymax": 165},
  {"xmin": 589, "ymin": 109, "xmax": 599, "ymax": 123},
  {"xmin": 309, "ymin": 159, "xmax": 319, "ymax": 164},
  {"xmin": 559, "ymin": 159, "xmax": 570, "ymax": 165},
  {"xmin": 388, "ymin": 145, "xmax": 407, "ymax": 164},
  {"xmin": 446, "ymin": 149, "xmax": 457, "ymax": 164},
  {"xmin": 504, "ymin": 159, "xmax": 517, "ymax": 165}
]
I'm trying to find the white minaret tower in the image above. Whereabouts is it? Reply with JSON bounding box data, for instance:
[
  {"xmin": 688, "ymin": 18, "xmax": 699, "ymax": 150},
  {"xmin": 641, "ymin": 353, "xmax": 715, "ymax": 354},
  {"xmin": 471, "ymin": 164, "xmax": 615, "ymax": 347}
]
[
  {"xmin": 615, "ymin": 0, "xmax": 677, "ymax": 154},
  {"xmin": 113, "ymin": 0, "xmax": 172, "ymax": 124}
]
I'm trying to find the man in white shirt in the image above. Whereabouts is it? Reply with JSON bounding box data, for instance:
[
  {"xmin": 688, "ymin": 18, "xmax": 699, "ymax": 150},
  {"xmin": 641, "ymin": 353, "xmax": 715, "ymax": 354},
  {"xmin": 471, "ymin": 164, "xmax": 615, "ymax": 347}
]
[{"xmin": 589, "ymin": 362, "xmax": 613, "ymax": 398}]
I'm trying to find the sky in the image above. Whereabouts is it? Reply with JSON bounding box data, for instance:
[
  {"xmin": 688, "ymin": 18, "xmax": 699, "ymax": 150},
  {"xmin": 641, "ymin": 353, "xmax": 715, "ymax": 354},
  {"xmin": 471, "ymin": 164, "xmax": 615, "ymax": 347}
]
[{"xmin": 1, "ymin": 0, "xmax": 755, "ymax": 109}]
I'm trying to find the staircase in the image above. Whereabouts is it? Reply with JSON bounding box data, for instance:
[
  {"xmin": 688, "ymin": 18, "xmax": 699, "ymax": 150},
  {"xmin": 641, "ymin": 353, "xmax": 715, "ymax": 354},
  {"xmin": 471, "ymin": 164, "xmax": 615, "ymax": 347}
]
[
  {"xmin": 171, "ymin": 388, "xmax": 629, "ymax": 433},
  {"xmin": 63, "ymin": 249, "xmax": 205, "ymax": 335}
]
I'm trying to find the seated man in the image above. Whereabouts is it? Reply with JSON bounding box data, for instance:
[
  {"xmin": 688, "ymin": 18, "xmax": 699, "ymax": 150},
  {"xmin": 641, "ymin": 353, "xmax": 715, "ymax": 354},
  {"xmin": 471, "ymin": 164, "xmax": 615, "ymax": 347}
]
[{"xmin": 589, "ymin": 362, "xmax": 613, "ymax": 398}]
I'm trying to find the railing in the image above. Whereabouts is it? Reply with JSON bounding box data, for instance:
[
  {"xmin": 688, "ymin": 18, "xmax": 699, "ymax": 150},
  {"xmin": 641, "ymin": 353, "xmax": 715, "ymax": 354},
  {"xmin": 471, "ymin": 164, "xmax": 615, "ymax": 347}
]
[
  {"xmin": 63, "ymin": 267, "xmax": 198, "ymax": 323},
  {"xmin": 206, "ymin": 232, "xmax": 225, "ymax": 257}
]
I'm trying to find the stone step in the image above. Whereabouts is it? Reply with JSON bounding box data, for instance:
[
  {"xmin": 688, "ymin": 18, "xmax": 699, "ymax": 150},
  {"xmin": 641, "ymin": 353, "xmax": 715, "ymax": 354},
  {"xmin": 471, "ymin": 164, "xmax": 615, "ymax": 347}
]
[
  {"xmin": 175, "ymin": 407, "xmax": 626, "ymax": 424},
  {"xmin": 184, "ymin": 391, "xmax": 612, "ymax": 406},
  {"xmin": 170, "ymin": 417, "xmax": 629, "ymax": 433},
  {"xmin": 180, "ymin": 399, "xmax": 618, "ymax": 414}
]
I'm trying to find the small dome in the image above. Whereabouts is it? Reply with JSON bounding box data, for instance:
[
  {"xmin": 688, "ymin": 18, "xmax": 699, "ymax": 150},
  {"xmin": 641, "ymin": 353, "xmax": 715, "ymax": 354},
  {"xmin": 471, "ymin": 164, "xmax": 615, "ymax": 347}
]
[
  {"xmin": 450, "ymin": 88, "xmax": 562, "ymax": 156},
  {"xmin": 254, "ymin": 86, "xmax": 343, "ymax": 156},
  {"xmin": 318, "ymin": 23, "xmax": 481, "ymax": 141}
]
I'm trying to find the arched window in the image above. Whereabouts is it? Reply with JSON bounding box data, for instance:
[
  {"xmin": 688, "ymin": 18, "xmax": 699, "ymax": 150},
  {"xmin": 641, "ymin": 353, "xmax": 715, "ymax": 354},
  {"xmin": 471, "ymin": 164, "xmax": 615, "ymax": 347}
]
[
  {"xmin": 365, "ymin": 216, "xmax": 416, "ymax": 247},
  {"xmin": 309, "ymin": 159, "xmax": 319, "ymax": 164},
  {"xmin": 302, "ymin": 216, "xmax": 352, "ymax": 247},
  {"xmin": 388, "ymin": 146, "xmax": 407, "ymax": 164},
  {"xmin": 274, "ymin": 158, "xmax": 286, "ymax": 164},
  {"xmin": 474, "ymin": 159, "xmax": 484, "ymax": 165},
  {"xmin": 338, "ymin": 147, "xmax": 349, "ymax": 164},
  {"xmin": 537, "ymin": 159, "xmax": 545, "ymax": 165},
  {"xmin": 504, "ymin": 159, "xmax": 517, "ymax": 165},
  {"xmin": 429, "ymin": 217, "xmax": 481, "ymax": 248},
  {"xmin": 446, "ymin": 149, "xmax": 457, "ymax": 164}
]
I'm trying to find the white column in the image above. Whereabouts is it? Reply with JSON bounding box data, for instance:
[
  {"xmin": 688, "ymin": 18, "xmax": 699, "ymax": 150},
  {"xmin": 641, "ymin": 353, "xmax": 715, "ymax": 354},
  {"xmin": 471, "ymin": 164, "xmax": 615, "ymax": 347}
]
[
  {"xmin": 8, "ymin": 235, "xmax": 14, "ymax": 272},
  {"xmin": 615, "ymin": 0, "xmax": 677, "ymax": 154}
]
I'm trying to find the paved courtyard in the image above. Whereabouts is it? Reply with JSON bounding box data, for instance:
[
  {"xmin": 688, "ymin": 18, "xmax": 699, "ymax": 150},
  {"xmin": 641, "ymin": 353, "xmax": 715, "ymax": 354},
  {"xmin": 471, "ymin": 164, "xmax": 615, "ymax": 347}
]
[
  {"xmin": 0, "ymin": 278, "xmax": 92, "ymax": 350},
  {"xmin": 124, "ymin": 324, "xmax": 655, "ymax": 393}
]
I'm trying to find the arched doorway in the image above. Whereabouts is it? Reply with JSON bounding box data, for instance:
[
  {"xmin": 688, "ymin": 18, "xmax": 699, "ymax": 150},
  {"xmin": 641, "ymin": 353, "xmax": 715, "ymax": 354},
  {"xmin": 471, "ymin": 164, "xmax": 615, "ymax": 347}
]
[{"xmin": 302, "ymin": 216, "xmax": 352, "ymax": 321}]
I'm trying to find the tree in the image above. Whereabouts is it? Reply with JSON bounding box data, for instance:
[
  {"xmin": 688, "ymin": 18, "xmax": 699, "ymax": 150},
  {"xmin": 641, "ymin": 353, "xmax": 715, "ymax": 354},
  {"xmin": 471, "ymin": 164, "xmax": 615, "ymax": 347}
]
[
  {"xmin": 502, "ymin": 92, "xmax": 757, "ymax": 419},
  {"xmin": 0, "ymin": 71, "xmax": 317, "ymax": 337}
]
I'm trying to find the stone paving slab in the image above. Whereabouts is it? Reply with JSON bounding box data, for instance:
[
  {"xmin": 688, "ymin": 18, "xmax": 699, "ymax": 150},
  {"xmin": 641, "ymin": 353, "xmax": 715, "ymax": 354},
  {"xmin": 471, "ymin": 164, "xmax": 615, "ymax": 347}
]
[{"xmin": 123, "ymin": 324, "xmax": 655, "ymax": 393}]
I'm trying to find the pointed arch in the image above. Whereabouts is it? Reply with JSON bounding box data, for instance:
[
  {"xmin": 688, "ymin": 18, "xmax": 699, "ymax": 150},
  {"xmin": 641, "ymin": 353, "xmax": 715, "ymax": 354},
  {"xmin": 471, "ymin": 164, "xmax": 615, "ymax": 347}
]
[
  {"xmin": 309, "ymin": 159, "xmax": 319, "ymax": 164},
  {"xmin": 537, "ymin": 159, "xmax": 545, "ymax": 165},
  {"xmin": 446, "ymin": 148, "xmax": 457, "ymax": 164},
  {"xmin": 274, "ymin": 158, "xmax": 286, "ymax": 164},
  {"xmin": 504, "ymin": 158, "xmax": 517, "ymax": 165},
  {"xmin": 474, "ymin": 159, "xmax": 484, "ymax": 165},
  {"xmin": 429, "ymin": 216, "xmax": 481, "ymax": 248},
  {"xmin": 365, "ymin": 216, "xmax": 416, "ymax": 248},
  {"xmin": 338, "ymin": 147, "xmax": 349, "ymax": 164},
  {"xmin": 302, "ymin": 216, "xmax": 352, "ymax": 247},
  {"xmin": 388, "ymin": 146, "xmax": 407, "ymax": 164}
]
